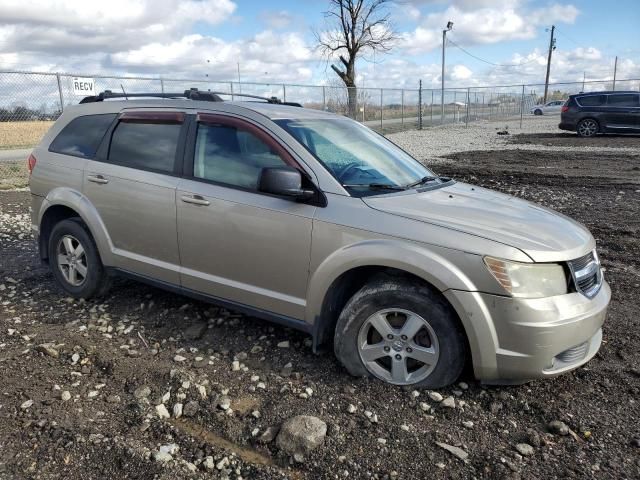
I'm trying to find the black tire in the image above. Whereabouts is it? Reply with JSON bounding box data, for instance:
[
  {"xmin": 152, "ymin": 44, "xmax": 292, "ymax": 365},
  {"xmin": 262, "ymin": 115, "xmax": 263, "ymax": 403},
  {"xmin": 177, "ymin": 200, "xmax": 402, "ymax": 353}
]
[
  {"xmin": 48, "ymin": 218, "xmax": 111, "ymax": 299},
  {"xmin": 576, "ymin": 118, "xmax": 599, "ymax": 137},
  {"xmin": 334, "ymin": 276, "xmax": 467, "ymax": 388},
  {"xmin": 533, "ymin": 109, "xmax": 542, "ymax": 116}
]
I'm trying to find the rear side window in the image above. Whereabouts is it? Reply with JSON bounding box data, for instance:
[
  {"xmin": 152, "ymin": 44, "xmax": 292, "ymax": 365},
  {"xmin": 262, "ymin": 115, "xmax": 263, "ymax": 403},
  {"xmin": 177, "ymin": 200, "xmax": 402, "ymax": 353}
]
[
  {"xmin": 607, "ymin": 94, "xmax": 639, "ymax": 107},
  {"xmin": 108, "ymin": 122, "xmax": 182, "ymax": 174},
  {"xmin": 577, "ymin": 95, "xmax": 605, "ymax": 106},
  {"xmin": 49, "ymin": 114, "xmax": 116, "ymax": 158}
]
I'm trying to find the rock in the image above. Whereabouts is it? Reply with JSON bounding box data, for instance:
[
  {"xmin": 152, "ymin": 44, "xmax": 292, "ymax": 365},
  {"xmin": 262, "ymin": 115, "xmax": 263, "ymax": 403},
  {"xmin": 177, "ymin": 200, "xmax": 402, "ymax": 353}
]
[
  {"xmin": 203, "ymin": 456, "xmax": 215, "ymax": 471},
  {"xmin": 410, "ymin": 390, "xmax": 420, "ymax": 398},
  {"xmin": 183, "ymin": 400, "xmax": 199, "ymax": 417},
  {"xmin": 347, "ymin": 404, "xmax": 357, "ymax": 414},
  {"xmin": 217, "ymin": 396, "xmax": 231, "ymax": 410},
  {"xmin": 462, "ymin": 420, "xmax": 474, "ymax": 429},
  {"xmin": 419, "ymin": 402, "xmax": 431, "ymax": 412},
  {"xmin": 60, "ymin": 391, "xmax": 72, "ymax": 402},
  {"xmin": 458, "ymin": 382, "xmax": 469, "ymax": 390},
  {"xmin": 428, "ymin": 392, "xmax": 443, "ymax": 402},
  {"xmin": 441, "ymin": 396, "xmax": 456, "ymax": 408},
  {"xmin": 631, "ymin": 437, "xmax": 640, "ymax": 448},
  {"xmin": 134, "ymin": 386, "xmax": 151, "ymax": 399},
  {"xmin": 36, "ymin": 343, "xmax": 59, "ymax": 358},
  {"xmin": 173, "ymin": 354, "xmax": 187, "ymax": 362},
  {"xmin": 155, "ymin": 404, "xmax": 171, "ymax": 419},
  {"xmin": 548, "ymin": 420, "xmax": 570, "ymax": 436},
  {"xmin": 184, "ymin": 323, "xmax": 207, "ymax": 340},
  {"xmin": 258, "ymin": 426, "xmax": 279, "ymax": 443},
  {"xmin": 71, "ymin": 353, "xmax": 80, "ymax": 364},
  {"xmin": 173, "ymin": 403, "xmax": 183, "ymax": 418},
  {"xmin": 277, "ymin": 341, "xmax": 290, "ymax": 348},
  {"xmin": 401, "ymin": 424, "xmax": 410, "ymax": 432},
  {"xmin": 526, "ymin": 428, "xmax": 542, "ymax": 447},
  {"xmin": 515, "ymin": 443, "xmax": 535, "ymax": 456},
  {"xmin": 276, "ymin": 415, "xmax": 327, "ymax": 456},
  {"xmin": 153, "ymin": 451, "xmax": 173, "ymax": 463},
  {"xmin": 435, "ymin": 442, "xmax": 469, "ymax": 463},
  {"xmin": 106, "ymin": 394, "xmax": 121, "ymax": 404},
  {"xmin": 87, "ymin": 390, "xmax": 99, "ymax": 399},
  {"xmin": 377, "ymin": 438, "xmax": 387, "ymax": 445},
  {"xmin": 20, "ymin": 399, "xmax": 34, "ymax": 410},
  {"xmin": 216, "ymin": 456, "xmax": 229, "ymax": 470},
  {"xmin": 231, "ymin": 360, "xmax": 240, "ymax": 371}
]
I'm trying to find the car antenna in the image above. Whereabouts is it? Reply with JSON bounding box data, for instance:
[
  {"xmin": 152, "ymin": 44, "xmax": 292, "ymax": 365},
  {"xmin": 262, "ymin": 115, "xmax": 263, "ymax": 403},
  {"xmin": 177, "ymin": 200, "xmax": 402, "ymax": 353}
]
[{"xmin": 120, "ymin": 84, "xmax": 129, "ymax": 100}]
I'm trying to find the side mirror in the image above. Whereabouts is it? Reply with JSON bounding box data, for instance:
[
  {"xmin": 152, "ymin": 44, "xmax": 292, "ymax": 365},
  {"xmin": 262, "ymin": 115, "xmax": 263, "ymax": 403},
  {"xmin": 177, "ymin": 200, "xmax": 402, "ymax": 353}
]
[{"xmin": 258, "ymin": 167, "xmax": 314, "ymax": 200}]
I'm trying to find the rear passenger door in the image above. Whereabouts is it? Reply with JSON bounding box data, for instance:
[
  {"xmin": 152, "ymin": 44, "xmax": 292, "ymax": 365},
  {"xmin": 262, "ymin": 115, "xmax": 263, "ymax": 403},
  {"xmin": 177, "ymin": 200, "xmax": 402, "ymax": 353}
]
[
  {"xmin": 604, "ymin": 94, "xmax": 640, "ymax": 130},
  {"xmin": 83, "ymin": 111, "xmax": 187, "ymax": 284},
  {"xmin": 176, "ymin": 113, "xmax": 316, "ymax": 320}
]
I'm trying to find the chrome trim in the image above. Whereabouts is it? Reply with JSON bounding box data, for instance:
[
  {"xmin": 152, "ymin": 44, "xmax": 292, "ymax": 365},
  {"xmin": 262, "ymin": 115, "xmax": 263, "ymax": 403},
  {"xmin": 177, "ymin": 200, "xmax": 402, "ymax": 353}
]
[{"xmin": 567, "ymin": 250, "xmax": 603, "ymax": 299}]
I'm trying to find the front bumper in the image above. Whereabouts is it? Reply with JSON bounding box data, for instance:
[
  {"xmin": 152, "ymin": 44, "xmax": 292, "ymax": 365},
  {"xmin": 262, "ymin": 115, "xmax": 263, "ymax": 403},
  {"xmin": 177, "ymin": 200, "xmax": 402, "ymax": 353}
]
[{"xmin": 445, "ymin": 280, "xmax": 610, "ymax": 382}]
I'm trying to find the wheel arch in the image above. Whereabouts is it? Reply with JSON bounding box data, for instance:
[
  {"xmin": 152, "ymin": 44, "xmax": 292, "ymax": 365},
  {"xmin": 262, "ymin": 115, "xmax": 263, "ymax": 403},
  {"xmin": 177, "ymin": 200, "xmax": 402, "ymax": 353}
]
[{"xmin": 38, "ymin": 187, "xmax": 114, "ymax": 265}]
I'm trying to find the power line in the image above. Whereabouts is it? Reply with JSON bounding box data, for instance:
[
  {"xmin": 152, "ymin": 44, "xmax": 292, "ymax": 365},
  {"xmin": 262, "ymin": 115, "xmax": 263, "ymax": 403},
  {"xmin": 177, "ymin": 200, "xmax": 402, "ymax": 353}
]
[{"xmin": 446, "ymin": 38, "xmax": 542, "ymax": 68}]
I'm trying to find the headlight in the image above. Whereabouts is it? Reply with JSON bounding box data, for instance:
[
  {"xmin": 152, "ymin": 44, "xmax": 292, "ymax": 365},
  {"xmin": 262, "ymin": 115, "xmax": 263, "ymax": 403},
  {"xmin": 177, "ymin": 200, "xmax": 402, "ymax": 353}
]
[{"xmin": 484, "ymin": 257, "xmax": 568, "ymax": 298}]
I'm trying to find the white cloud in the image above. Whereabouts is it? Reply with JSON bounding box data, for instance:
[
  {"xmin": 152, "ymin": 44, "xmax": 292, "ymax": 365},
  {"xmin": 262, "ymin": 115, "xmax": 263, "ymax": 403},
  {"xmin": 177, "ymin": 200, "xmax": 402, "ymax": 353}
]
[{"xmin": 260, "ymin": 10, "xmax": 295, "ymax": 29}]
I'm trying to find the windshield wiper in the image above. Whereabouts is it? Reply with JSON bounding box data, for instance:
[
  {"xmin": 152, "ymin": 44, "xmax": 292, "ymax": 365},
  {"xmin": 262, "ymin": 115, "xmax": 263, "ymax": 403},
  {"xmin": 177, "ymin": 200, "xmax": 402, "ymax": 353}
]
[
  {"xmin": 341, "ymin": 183, "xmax": 406, "ymax": 191},
  {"xmin": 403, "ymin": 176, "xmax": 438, "ymax": 189}
]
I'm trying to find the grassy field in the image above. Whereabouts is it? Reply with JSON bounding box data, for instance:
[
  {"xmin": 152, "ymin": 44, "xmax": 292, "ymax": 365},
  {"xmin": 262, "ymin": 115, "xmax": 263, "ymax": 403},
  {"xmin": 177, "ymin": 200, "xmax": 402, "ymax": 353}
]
[{"xmin": 0, "ymin": 121, "xmax": 54, "ymax": 149}]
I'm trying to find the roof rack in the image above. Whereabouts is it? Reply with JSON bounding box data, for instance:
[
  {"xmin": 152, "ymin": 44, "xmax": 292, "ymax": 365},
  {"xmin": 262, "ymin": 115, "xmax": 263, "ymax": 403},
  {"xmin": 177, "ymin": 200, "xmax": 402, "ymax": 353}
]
[{"xmin": 79, "ymin": 87, "xmax": 302, "ymax": 107}]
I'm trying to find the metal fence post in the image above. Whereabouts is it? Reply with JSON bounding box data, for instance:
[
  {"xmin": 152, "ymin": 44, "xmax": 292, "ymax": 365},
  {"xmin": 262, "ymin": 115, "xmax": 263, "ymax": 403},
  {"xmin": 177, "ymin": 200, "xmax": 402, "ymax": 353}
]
[
  {"xmin": 380, "ymin": 88, "xmax": 383, "ymax": 131},
  {"xmin": 520, "ymin": 84, "xmax": 525, "ymax": 128},
  {"xmin": 160, "ymin": 78, "xmax": 165, "ymax": 94},
  {"xmin": 322, "ymin": 86, "xmax": 326, "ymax": 111},
  {"xmin": 56, "ymin": 73, "xmax": 64, "ymax": 111},
  {"xmin": 465, "ymin": 88, "xmax": 470, "ymax": 127},
  {"xmin": 230, "ymin": 82, "xmax": 235, "ymax": 100},
  {"xmin": 418, "ymin": 80, "xmax": 423, "ymax": 130},
  {"xmin": 401, "ymin": 89, "xmax": 404, "ymax": 126},
  {"xmin": 430, "ymin": 90, "xmax": 434, "ymax": 126},
  {"xmin": 283, "ymin": 84, "xmax": 286, "ymax": 102}
]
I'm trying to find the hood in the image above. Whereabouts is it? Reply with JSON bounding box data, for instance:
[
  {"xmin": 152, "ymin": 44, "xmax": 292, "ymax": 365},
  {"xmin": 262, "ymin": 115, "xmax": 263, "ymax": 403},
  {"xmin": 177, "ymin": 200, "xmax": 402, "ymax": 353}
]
[{"xmin": 363, "ymin": 182, "xmax": 594, "ymax": 262}]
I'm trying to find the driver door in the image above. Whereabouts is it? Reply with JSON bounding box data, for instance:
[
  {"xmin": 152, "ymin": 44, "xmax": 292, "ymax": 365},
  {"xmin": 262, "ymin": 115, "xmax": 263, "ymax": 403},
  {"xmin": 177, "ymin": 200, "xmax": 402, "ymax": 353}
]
[{"xmin": 176, "ymin": 114, "xmax": 316, "ymax": 320}]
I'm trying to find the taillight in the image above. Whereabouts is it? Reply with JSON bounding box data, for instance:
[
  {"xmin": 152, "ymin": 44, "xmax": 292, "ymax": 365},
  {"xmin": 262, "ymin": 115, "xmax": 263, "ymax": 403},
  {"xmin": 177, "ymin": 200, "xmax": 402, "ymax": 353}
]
[
  {"xmin": 27, "ymin": 153, "xmax": 37, "ymax": 174},
  {"xmin": 561, "ymin": 105, "xmax": 569, "ymax": 112}
]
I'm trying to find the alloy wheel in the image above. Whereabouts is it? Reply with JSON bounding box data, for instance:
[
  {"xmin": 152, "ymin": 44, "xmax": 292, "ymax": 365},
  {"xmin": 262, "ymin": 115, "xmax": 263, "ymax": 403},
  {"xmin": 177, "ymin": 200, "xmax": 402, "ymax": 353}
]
[
  {"xmin": 357, "ymin": 308, "xmax": 440, "ymax": 385},
  {"xmin": 578, "ymin": 119, "xmax": 598, "ymax": 137},
  {"xmin": 56, "ymin": 234, "xmax": 88, "ymax": 287}
]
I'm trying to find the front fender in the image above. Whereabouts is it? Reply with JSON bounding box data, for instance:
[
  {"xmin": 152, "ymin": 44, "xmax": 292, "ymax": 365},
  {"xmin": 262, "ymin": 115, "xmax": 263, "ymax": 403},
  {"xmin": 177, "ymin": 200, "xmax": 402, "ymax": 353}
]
[
  {"xmin": 305, "ymin": 238, "xmax": 476, "ymax": 324},
  {"xmin": 40, "ymin": 187, "xmax": 115, "ymax": 265}
]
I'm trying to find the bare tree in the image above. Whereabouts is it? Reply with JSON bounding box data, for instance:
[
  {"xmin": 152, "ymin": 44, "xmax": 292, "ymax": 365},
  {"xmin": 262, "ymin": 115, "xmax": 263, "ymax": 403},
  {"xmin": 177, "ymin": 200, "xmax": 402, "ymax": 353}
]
[{"xmin": 315, "ymin": 0, "xmax": 396, "ymax": 119}]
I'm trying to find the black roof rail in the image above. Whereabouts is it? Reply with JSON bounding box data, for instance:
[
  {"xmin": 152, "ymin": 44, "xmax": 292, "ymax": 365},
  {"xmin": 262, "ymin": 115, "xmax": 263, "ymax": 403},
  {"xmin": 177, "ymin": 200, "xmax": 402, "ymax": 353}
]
[{"xmin": 79, "ymin": 87, "xmax": 302, "ymax": 107}]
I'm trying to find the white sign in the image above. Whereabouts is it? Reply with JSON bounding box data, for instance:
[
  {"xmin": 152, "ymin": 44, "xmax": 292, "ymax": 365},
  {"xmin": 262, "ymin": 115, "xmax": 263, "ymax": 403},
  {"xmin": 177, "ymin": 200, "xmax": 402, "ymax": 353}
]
[{"xmin": 72, "ymin": 77, "xmax": 95, "ymax": 95}]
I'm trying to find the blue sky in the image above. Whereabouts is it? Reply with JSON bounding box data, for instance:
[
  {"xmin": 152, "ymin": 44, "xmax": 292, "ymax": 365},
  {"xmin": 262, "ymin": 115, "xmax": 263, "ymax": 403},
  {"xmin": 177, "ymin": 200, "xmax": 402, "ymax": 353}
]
[{"xmin": 0, "ymin": 0, "xmax": 638, "ymax": 88}]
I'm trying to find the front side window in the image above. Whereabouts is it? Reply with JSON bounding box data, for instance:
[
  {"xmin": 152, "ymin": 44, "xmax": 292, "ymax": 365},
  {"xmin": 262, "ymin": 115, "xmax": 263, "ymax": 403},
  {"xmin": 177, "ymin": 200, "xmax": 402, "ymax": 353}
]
[
  {"xmin": 193, "ymin": 123, "xmax": 288, "ymax": 189},
  {"xmin": 49, "ymin": 113, "xmax": 116, "ymax": 158},
  {"xmin": 108, "ymin": 122, "xmax": 181, "ymax": 173},
  {"xmin": 276, "ymin": 118, "xmax": 440, "ymax": 196}
]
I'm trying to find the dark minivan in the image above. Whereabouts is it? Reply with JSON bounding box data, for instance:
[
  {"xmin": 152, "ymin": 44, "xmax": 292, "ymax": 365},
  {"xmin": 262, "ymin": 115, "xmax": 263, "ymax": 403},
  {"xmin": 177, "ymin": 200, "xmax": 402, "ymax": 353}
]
[{"xmin": 559, "ymin": 91, "xmax": 640, "ymax": 137}]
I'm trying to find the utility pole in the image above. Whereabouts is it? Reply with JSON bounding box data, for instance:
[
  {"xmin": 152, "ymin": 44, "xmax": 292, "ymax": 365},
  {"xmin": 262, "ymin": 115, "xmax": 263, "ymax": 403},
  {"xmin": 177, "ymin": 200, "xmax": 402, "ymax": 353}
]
[
  {"xmin": 441, "ymin": 21, "xmax": 453, "ymax": 124},
  {"xmin": 543, "ymin": 25, "xmax": 556, "ymax": 103},
  {"xmin": 612, "ymin": 56, "xmax": 618, "ymax": 90}
]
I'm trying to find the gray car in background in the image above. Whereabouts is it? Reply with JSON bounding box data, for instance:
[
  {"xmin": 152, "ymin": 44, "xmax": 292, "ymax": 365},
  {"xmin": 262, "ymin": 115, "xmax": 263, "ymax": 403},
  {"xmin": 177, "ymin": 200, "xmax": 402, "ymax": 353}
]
[{"xmin": 28, "ymin": 90, "xmax": 610, "ymax": 388}]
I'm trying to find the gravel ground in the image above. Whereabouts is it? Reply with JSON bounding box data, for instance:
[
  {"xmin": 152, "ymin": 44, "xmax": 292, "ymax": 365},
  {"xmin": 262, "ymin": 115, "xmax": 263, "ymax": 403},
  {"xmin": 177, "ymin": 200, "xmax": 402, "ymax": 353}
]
[{"xmin": 1, "ymin": 118, "xmax": 639, "ymax": 479}]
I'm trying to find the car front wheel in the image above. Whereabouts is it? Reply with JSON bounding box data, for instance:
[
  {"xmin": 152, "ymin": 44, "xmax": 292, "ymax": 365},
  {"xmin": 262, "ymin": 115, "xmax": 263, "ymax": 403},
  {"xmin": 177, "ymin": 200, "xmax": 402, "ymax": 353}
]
[
  {"xmin": 577, "ymin": 118, "xmax": 599, "ymax": 137},
  {"xmin": 334, "ymin": 276, "xmax": 467, "ymax": 388},
  {"xmin": 533, "ymin": 109, "xmax": 542, "ymax": 115}
]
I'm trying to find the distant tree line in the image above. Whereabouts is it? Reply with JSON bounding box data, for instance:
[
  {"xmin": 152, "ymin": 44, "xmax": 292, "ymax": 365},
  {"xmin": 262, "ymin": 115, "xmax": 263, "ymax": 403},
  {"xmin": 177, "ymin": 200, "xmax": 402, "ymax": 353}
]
[{"xmin": 0, "ymin": 105, "xmax": 61, "ymax": 122}]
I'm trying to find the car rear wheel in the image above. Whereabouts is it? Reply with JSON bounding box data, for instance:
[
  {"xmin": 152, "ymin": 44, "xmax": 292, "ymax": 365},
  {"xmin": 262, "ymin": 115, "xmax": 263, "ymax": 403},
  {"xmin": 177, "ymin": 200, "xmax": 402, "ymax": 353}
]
[
  {"xmin": 48, "ymin": 219, "xmax": 111, "ymax": 299},
  {"xmin": 334, "ymin": 276, "xmax": 467, "ymax": 388},
  {"xmin": 577, "ymin": 118, "xmax": 599, "ymax": 137}
]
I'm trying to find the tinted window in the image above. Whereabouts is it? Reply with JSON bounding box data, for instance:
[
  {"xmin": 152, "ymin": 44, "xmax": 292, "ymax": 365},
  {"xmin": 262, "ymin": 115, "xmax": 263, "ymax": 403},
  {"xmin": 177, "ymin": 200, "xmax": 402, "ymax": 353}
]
[
  {"xmin": 49, "ymin": 114, "xmax": 116, "ymax": 158},
  {"xmin": 108, "ymin": 122, "xmax": 181, "ymax": 173},
  {"xmin": 607, "ymin": 94, "xmax": 639, "ymax": 107},
  {"xmin": 193, "ymin": 123, "xmax": 287, "ymax": 189},
  {"xmin": 577, "ymin": 95, "xmax": 605, "ymax": 106}
]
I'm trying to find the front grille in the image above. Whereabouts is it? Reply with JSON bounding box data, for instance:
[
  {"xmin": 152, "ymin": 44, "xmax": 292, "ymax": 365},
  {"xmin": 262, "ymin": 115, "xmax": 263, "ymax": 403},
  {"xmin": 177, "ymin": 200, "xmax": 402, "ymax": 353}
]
[
  {"xmin": 567, "ymin": 251, "xmax": 602, "ymax": 299},
  {"xmin": 555, "ymin": 341, "xmax": 589, "ymax": 364}
]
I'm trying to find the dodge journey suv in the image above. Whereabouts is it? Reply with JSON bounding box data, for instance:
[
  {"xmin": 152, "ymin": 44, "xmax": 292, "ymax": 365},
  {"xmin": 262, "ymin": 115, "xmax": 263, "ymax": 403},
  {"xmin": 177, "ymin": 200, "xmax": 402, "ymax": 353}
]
[{"xmin": 29, "ymin": 89, "xmax": 610, "ymax": 388}]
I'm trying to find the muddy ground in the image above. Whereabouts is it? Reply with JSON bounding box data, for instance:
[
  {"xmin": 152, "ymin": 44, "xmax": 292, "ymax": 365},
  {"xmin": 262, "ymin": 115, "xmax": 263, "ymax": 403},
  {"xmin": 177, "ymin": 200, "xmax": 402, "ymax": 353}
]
[{"xmin": 1, "ymin": 132, "xmax": 639, "ymax": 480}]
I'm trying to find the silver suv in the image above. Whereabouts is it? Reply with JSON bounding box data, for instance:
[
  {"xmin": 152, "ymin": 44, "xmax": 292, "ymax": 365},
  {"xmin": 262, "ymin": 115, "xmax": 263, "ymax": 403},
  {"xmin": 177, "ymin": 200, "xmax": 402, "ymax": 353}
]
[{"xmin": 29, "ymin": 89, "xmax": 610, "ymax": 388}]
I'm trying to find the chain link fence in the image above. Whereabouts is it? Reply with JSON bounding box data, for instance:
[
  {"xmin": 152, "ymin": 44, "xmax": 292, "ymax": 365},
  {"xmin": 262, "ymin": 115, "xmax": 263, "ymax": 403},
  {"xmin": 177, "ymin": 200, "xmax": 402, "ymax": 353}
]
[{"xmin": 1, "ymin": 70, "xmax": 639, "ymax": 188}]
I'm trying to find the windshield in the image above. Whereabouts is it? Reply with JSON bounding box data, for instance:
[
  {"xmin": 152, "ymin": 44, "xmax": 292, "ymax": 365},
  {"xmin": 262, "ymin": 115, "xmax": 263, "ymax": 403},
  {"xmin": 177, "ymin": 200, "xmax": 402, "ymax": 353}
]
[{"xmin": 275, "ymin": 118, "xmax": 442, "ymax": 196}]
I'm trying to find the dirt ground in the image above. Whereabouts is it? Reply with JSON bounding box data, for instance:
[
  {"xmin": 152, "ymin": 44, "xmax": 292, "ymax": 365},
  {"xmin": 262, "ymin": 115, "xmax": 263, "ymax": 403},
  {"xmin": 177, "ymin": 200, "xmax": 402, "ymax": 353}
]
[{"xmin": 1, "ymin": 131, "xmax": 639, "ymax": 479}]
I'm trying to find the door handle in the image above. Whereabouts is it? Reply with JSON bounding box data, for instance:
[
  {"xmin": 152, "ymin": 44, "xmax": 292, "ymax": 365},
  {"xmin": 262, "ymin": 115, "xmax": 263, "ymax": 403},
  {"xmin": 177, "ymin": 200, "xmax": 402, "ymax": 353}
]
[
  {"xmin": 87, "ymin": 174, "xmax": 109, "ymax": 184},
  {"xmin": 181, "ymin": 194, "xmax": 210, "ymax": 206}
]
